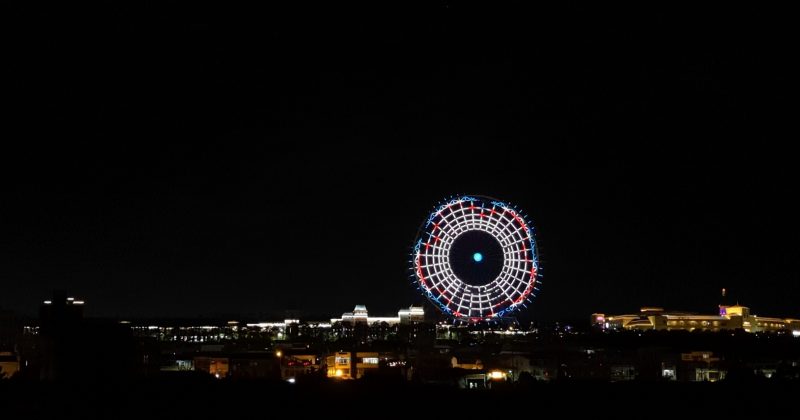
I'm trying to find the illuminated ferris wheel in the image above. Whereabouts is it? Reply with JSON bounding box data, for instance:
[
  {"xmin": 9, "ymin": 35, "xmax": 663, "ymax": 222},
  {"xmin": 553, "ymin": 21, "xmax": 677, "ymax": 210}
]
[{"xmin": 411, "ymin": 195, "xmax": 541, "ymax": 322}]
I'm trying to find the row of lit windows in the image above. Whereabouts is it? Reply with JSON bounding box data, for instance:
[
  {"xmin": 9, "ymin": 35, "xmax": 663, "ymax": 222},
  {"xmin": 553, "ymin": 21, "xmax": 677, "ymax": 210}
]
[{"xmin": 667, "ymin": 320, "xmax": 722, "ymax": 327}]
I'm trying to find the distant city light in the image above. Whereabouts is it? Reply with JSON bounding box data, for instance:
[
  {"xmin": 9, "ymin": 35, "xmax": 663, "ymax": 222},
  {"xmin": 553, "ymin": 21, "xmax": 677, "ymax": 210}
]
[
  {"xmin": 275, "ymin": 351, "xmax": 282, "ymax": 358},
  {"xmin": 286, "ymin": 378, "xmax": 296, "ymax": 384},
  {"xmin": 793, "ymin": 330, "xmax": 800, "ymax": 337},
  {"xmin": 489, "ymin": 370, "xmax": 506, "ymax": 379}
]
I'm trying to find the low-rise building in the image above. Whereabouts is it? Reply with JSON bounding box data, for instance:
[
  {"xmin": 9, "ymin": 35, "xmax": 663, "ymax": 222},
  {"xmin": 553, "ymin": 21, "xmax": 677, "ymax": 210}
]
[{"xmin": 325, "ymin": 351, "xmax": 384, "ymax": 379}]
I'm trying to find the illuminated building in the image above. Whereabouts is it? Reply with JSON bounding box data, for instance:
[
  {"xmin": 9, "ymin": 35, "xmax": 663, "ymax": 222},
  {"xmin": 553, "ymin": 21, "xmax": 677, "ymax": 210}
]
[
  {"xmin": 592, "ymin": 305, "xmax": 800, "ymax": 334},
  {"xmin": 330, "ymin": 305, "xmax": 425, "ymax": 326},
  {"xmin": 451, "ymin": 356, "xmax": 483, "ymax": 370},
  {"xmin": 398, "ymin": 306, "xmax": 425, "ymax": 323},
  {"xmin": 125, "ymin": 318, "xmax": 333, "ymax": 343},
  {"xmin": 351, "ymin": 305, "xmax": 368, "ymax": 323},
  {"xmin": 456, "ymin": 369, "xmax": 511, "ymax": 389},
  {"xmin": 194, "ymin": 356, "xmax": 229, "ymax": 378},
  {"xmin": 279, "ymin": 353, "xmax": 319, "ymax": 380},
  {"xmin": 0, "ymin": 352, "xmax": 19, "ymax": 379},
  {"xmin": 681, "ymin": 351, "xmax": 725, "ymax": 382},
  {"xmin": 123, "ymin": 306, "xmax": 425, "ymax": 344},
  {"xmin": 325, "ymin": 351, "xmax": 381, "ymax": 379},
  {"xmin": 159, "ymin": 359, "xmax": 194, "ymax": 372}
]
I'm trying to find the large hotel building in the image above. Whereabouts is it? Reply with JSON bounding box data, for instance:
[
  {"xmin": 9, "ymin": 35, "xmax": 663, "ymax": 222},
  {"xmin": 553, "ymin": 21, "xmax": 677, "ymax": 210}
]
[{"xmin": 593, "ymin": 304, "xmax": 800, "ymax": 334}]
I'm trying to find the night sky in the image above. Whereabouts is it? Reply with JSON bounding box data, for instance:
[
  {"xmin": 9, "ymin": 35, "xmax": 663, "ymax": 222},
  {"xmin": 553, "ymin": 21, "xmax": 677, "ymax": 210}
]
[{"xmin": 3, "ymin": 3, "xmax": 798, "ymax": 322}]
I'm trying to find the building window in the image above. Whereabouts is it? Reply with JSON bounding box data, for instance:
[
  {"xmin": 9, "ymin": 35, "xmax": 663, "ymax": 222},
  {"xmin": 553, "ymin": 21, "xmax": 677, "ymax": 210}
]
[{"xmin": 362, "ymin": 357, "xmax": 379, "ymax": 364}]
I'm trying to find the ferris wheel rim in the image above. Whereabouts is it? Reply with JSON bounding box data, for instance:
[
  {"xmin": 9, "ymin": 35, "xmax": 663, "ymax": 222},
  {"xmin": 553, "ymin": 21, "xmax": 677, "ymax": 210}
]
[{"xmin": 410, "ymin": 195, "xmax": 540, "ymax": 322}]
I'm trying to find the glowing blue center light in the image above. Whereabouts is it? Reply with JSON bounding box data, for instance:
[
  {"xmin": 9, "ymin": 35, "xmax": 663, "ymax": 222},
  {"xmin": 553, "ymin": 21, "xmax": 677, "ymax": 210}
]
[{"xmin": 473, "ymin": 252, "xmax": 483, "ymax": 262}]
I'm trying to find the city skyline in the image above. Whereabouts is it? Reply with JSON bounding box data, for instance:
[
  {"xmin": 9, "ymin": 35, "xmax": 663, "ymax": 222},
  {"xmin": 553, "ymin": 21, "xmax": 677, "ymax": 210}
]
[{"xmin": 3, "ymin": 5, "xmax": 800, "ymax": 416}]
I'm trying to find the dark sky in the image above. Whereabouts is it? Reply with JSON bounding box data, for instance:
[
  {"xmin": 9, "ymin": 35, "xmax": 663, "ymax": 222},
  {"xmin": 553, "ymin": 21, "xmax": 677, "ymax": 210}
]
[{"xmin": 3, "ymin": 3, "xmax": 798, "ymax": 322}]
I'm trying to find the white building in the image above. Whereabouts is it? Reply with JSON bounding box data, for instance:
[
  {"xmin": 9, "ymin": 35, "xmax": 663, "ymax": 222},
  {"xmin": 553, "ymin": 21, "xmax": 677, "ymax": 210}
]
[{"xmin": 331, "ymin": 305, "xmax": 425, "ymax": 325}]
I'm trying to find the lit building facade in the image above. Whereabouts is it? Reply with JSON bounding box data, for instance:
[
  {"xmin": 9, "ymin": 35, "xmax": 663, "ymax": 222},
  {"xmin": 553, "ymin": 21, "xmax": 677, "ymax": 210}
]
[
  {"xmin": 330, "ymin": 305, "xmax": 425, "ymax": 325},
  {"xmin": 592, "ymin": 305, "xmax": 800, "ymax": 334},
  {"xmin": 325, "ymin": 351, "xmax": 382, "ymax": 379},
  {"xmin": 66, "ymin": 304, "xmax": 427, "ymax": 345}
]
